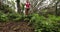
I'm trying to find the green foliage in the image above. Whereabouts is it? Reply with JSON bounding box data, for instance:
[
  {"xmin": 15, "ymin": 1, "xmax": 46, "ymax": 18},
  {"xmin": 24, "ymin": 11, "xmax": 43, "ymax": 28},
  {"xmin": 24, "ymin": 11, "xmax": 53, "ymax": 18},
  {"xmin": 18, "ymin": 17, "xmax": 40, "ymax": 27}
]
[
  {"xmin": 20, "ymin": 3, "xmax": 25, "ymax": 10},
  {"xmin": 0, "ymin": 11, "xmax": 8, "ymax": 22},
  {"xmin": 0, "ymin": 2, "xmax": 60, "ymax": 32},
  {"xmin": 0, "ymin": 4, "xmax": 22, "ymax": 22},
  {"xmin": 0, "ymin": 11, "xmax": 22, "ymax": 22},
  {"xmin": 7, "ymin": 13, "xmax": 22, "ymax": 21},
  {"xmin": 30, "ymin": 13, "xmax": 60, "ymax": 32},
  {"xmin": 0, "ymin": 4, "xmax": 15, "ymax": 13}
]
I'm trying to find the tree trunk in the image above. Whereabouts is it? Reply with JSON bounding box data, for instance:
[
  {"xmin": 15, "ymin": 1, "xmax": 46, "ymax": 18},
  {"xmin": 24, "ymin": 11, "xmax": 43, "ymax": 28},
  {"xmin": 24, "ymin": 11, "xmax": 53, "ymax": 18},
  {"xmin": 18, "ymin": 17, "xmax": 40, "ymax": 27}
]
[
  {"xmin": 16, "ymin": 0, "xmax": 21, "ymax": 13},
  {"xmin": 55, "ymin": 0, "xmax": 60, "ymax": 16}
]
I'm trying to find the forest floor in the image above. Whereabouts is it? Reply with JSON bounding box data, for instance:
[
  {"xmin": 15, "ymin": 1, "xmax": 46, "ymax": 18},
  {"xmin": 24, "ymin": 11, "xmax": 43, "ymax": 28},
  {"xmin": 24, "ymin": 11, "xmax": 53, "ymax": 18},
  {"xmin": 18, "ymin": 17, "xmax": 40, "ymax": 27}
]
[{"xmin": 0, "ymin": 21, "xmax": 34, "ymax": 32}]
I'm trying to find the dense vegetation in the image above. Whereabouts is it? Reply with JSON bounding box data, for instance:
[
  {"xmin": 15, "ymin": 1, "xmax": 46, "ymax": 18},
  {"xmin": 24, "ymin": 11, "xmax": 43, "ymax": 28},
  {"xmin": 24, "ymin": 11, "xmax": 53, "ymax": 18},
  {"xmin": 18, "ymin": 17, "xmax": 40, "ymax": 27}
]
[
  {"xmin": 0, "ymin": 0, "xmax": 60, "ymax": 32},
  {"xmin": 0, "ymin": 11, "xmax": 60, "ymax": 32},
  {"xmin": 29, "ymin": 14, "xmax": 60, "ymax": 32},
  {"xmin": 0, "ymin": 9, "xmax": 60, "ymax": 32}
]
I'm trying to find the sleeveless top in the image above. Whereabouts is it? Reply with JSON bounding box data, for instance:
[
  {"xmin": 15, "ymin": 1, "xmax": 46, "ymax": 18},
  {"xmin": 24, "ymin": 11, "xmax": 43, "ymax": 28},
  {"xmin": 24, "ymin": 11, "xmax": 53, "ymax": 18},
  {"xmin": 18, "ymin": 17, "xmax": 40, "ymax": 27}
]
[{"xmin": 25, "ymin": 2, "xmax": 30, "ymax": 9}]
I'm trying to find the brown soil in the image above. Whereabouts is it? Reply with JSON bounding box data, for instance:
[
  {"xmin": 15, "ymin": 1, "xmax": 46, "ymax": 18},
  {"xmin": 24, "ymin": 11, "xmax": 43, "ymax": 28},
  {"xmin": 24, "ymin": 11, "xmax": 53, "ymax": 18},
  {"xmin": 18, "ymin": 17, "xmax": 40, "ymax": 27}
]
[{"xmin": 0, "ymin": 21, "xmax": 34, "ymax": 32}]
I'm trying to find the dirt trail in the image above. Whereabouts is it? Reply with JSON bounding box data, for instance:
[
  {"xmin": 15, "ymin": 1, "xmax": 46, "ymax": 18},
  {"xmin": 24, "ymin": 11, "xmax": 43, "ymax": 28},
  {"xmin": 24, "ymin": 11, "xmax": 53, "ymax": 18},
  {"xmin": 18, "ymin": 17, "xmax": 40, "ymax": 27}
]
[{"xmin": 0, "ymin": 21, "xmax": 34, "ymax": 32}]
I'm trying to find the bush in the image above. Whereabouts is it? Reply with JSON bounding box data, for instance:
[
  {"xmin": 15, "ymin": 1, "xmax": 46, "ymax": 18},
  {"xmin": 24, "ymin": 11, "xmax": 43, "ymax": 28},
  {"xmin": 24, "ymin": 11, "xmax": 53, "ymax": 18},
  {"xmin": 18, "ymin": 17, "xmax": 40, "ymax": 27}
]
[
  {"xmin": 0, "ymin": 4, "xmax": 15, "ymax": 13},
  {"xmin": 0, "ymin": 11, "xmax": 8, "ymax": 22},
  {"xmin": 0, "ymin": 4, "xmax": 22, "ymax": 22},
  {"xmin": 0, "ymin": 10, "xmax": 22, "ymax": 22},
  {"xmin": 7, "ymin": 13, "xmax": 22, "ymax": 21},
  {"xmin": 30, "ymin": 13, "xmax": 60, "ymax": 32}
]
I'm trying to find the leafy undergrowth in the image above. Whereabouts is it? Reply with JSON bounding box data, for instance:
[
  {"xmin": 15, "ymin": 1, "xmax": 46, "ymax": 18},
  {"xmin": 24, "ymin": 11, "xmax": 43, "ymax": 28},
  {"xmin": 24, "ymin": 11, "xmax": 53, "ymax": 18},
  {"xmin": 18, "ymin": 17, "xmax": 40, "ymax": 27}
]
[
  {"xmin": 29, "ymin": 13, "xmax": 60, "ymax": 32},
  {"xmin": 0, "ymin": 21, "xmax": 34, "ymax": 32}
]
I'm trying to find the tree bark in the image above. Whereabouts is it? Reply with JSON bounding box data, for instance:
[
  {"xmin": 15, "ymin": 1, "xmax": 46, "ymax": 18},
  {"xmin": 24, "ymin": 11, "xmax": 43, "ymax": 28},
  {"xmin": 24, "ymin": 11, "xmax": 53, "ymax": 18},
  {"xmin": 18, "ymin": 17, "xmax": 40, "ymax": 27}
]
[
  {"xmin": 16, "ymin": 0, "xmax": 21, "ymax": 13},
  {"xmin": 55, "ymin": 0, "xmax": 60, "ymax": 16}
]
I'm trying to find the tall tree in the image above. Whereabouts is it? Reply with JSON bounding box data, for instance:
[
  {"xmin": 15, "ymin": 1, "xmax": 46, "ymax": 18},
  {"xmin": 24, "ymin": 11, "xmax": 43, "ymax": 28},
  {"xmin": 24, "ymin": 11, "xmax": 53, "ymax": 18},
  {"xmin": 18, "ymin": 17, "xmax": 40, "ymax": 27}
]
[
  {"xmin": 49, "ymin": 0, "xmax": 60, "ymax": 15},
  {"xmin": 16, "ymin": 0, "xmax": 21, "ymax": 13},
  {"xmin": 55, "ymin": 0, "xmax": 60, "ymax": 15}
]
